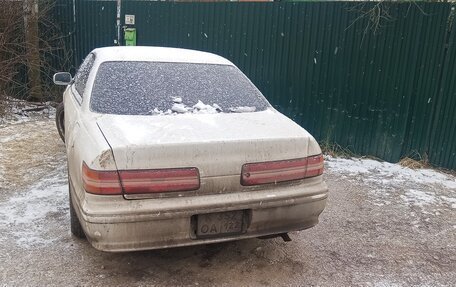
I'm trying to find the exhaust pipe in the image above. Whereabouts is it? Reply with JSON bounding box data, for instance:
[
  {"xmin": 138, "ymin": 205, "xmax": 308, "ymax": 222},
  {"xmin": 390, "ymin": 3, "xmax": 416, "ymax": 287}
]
[
  {"xmin": 258, "ymin": 233, "xmax": 292, "ymax": 242},
  {"xmin": 280, "ymin": 233, "xmax": 292, "ymax": 242}
]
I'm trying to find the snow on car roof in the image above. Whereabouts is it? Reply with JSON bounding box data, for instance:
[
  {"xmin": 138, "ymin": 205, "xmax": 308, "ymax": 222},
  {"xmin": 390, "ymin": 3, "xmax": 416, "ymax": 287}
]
[{"xmin": 92, "ymin": 46, "xmax": 233, "ymax": 65}]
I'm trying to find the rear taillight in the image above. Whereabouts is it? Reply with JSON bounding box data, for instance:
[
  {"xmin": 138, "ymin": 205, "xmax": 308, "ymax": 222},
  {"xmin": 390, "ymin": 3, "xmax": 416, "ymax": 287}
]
[
  {"xmin": 305, "ymin": 154, "xmax": 325, "ymax": 177},
  {"xmin": 82, "ymin": 162, "xmax": 200, "ymax": 195},
  {"xmin": 241, "ymin": 154, "xmax": 324, "ymax": 186},
  {"xmin": 119, "ymin": 168, "xmax": 200, "ymax": 194},
  {"xmin": 82, "ymin": 162, "xmax": 122, "ymax": 195}
]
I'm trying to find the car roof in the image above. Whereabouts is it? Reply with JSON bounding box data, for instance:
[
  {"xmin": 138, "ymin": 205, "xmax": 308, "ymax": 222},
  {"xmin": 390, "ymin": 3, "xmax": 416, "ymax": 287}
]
[{"xmin": 92, "ymin": 46, "xmax": 233, "ymax": 65}]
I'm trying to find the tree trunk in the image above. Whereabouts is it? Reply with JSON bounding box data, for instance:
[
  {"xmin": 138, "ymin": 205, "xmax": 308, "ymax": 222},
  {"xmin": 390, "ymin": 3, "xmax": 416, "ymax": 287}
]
[{"xmin": 23, "ymin": 0, "xmax": 42, "ymax": 101}]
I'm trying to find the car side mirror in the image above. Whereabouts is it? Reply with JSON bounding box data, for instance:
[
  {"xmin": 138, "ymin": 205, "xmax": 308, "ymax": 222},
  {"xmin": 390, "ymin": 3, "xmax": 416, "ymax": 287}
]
[{"xmin": 53, "ymin": 72, "xmax": 73, "ymax": 86}]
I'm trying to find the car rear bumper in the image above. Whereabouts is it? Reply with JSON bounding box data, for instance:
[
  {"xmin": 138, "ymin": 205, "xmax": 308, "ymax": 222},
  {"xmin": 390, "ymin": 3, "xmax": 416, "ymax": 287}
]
[{"xmin": 72, "ymin": 177, "xmax": 328, "ymax": 252}]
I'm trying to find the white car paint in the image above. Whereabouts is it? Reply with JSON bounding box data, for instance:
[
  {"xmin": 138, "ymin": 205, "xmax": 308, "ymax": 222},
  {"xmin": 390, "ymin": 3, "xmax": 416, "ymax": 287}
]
[
  {"xmin": 92, "ymin": 46, "xmax": 233, "ymax": 65},
  {"xmin": 60, "ymin": 46, "xmax": 328, "ymax": 252}
]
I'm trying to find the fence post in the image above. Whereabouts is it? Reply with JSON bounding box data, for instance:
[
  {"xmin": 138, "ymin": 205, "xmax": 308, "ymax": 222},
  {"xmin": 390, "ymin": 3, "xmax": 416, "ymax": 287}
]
[{"xmin": 116, "ymin": 0, "xmax": 122, "ymax": 45}]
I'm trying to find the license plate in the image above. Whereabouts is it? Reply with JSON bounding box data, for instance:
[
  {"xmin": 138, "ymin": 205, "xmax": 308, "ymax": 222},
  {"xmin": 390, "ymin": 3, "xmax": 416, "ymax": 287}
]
[{"xmin": 196, "ymin": 210, "xmax": 244, "ymax": 238}]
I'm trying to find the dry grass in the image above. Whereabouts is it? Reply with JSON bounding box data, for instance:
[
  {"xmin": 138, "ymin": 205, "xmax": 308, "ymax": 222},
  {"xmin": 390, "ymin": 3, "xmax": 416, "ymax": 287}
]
[
  {"xmin": 399, "ymin": 157, "xmax": 429, "ymax": 169},
  {"xmin": 320, "ymin": 141, "xmax": 355, "ymax": 158},
  {"xmin": 399, "ymin": 156, "xmax": 456, "ymax": 176},
  {"xmin": 399, "ymin": 152, "xmax": 455, "ymax": 176},
  {"xmin": 399, "ymin": 150, "xmax": 429, "ymax": 169}
]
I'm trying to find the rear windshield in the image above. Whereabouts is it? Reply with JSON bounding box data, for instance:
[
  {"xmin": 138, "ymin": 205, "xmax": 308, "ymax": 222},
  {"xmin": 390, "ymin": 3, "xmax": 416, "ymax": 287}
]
[{"xmin": 90, "ymin": 61, "xmax": 270, "ymax": 115}]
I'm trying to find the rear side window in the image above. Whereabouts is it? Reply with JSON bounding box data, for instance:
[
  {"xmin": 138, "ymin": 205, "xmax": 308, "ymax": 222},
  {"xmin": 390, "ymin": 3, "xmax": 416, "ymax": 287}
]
[
  {"xmin": 74, "ymin": 54, "xmax": 95, "ymax": 97},
  {"xmin": 90, "ymin": 61, "xmax": 269, "ymax": 115}
]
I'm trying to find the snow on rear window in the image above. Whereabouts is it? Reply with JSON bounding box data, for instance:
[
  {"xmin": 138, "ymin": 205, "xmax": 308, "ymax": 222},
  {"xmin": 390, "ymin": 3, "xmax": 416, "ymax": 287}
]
[{"xmin": 90, "ymin": 61, "xmax": 269, "ymax": 115}]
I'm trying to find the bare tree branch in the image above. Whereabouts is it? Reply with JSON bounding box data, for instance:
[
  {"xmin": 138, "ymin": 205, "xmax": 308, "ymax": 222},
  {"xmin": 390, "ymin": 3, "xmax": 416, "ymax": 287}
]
[{"xmin": 0, "ymin": 0, "xmax": 72, "ymax": 116}]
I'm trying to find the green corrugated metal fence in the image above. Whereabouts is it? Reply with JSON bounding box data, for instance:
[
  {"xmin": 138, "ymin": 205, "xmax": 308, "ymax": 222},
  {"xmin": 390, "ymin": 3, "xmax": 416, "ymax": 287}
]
[{"xmin": 54, "ymin": 1, "xmax": 456, "ymax": 170}]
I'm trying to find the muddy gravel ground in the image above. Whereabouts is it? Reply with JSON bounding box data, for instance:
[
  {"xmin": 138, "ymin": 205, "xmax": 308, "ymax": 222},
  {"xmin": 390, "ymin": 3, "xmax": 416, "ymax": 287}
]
[{"xmin": 0, "ymin": 119, "xmax": 455, "ymax": 286}]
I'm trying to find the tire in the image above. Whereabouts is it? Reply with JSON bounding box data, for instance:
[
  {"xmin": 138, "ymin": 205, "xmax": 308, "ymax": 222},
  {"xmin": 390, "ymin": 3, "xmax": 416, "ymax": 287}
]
[
  {"xmin": 69, "ymin": 188, "xmax": 86, "ymax": 239},
  {"xmin": 56, "ymin": 102, "xmax": 65, "ymax": 143}
]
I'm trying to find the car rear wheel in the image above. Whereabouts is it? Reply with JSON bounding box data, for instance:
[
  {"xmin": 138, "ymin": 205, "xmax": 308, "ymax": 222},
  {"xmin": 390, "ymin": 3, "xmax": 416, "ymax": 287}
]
[
  {"xmin": 69, "ymin": 188, "xmax": 86, "ymax": 239},
  {"xmin": 56, "ymin": 102, "xmax": 65, "ymax": 143}
]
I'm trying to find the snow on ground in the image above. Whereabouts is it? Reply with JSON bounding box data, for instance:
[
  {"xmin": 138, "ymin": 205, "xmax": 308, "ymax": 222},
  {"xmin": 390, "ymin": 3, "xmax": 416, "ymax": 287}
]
[
  {"xmin": 0, "ymin": 118, "xmax": 67, "ymax": 249},
  {"xmin": 0, "ymin": 165, "xmax": 68, "ymax": 249},
  {"xmin": 0, "ymin": 99, "xmax": 56, "ymax": 126},
  {"xmin": 325, "ymin": 155, "xmax": 456, "ymax": 211},
  {"xmin": 326, "ymin": 156, "xmax": 456, "ymax": 189}
]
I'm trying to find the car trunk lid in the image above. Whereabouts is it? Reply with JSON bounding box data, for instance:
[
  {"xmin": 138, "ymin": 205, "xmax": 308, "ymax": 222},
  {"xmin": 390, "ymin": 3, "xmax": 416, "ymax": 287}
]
[{"xmin": 96, "ymin": 109, "xmax": 318, "ymax": 197}]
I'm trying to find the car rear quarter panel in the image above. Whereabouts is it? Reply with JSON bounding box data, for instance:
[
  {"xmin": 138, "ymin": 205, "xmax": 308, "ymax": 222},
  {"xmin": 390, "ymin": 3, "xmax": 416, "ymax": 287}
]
[{"xmin": 67, "ymin": 114, "xmax": 118, "ymax": 202}]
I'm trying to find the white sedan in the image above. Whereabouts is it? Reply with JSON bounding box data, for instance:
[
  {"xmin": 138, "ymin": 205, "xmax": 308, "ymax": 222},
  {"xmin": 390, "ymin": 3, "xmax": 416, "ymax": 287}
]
[{"xmin": 53, "ymin": 46, "xmax": 328, "ymax": 252}]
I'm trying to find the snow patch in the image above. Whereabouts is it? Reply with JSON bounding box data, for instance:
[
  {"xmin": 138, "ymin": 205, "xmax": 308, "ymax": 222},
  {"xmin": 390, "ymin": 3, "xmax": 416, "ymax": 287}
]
[
  {"xmin": 229, "ymin": 106, "xmax": 256, "ymax": 113},
  {"xmin": 156, "ymin": 99, "xmax": 228, "ymax": 115},
  {"xmin": 150, "ymin": 98, "xmax": 255, "ymax": 116},
  {"xmin": 171, "ymin": 103, "xmax": 189, "ymax": 114},
  {"xmin": 325, "ymin": 156, "xmax": 456, "ymax": 190},
  {"xmin": 172, "ymin": 97, "xmax": 182, "ymax": 104},
  {"xmin": 440, "ymin": 196, "xmax": 456, "ymax": 209},
  {"xmin": 325, "ymin": 155, "xmax": 456, "ymax": 210},
  {"xmin": 150, "ymin": 108, "xmax": 172, "ymax": 115},
  {"xmin": 192, "ymin": 100, "xmax": 220, "ymax": 114},
  {"xmin": 0, "ymin": 134, "xmax": 21, "ymax": 143},
  {"xmin": 0, "ymin": 170, "xmax": 68, "ymax": 248},
  {"xmin": 213, "ymin": 103, "xmax": 223, "ymax": 112},
  {"xmin": 0, "ymin": 98, "xmax": 56, "ymax": 126},
  {"xmin": 400, "ymin": 189, "xmax": 436, "ymax": 207}
]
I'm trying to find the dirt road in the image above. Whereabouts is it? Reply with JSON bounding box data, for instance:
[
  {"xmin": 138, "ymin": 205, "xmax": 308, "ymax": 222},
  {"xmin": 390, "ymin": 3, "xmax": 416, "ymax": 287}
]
[{"xmin": 0, "ymin": 119, "xmax": 455, "ymax": 286}]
